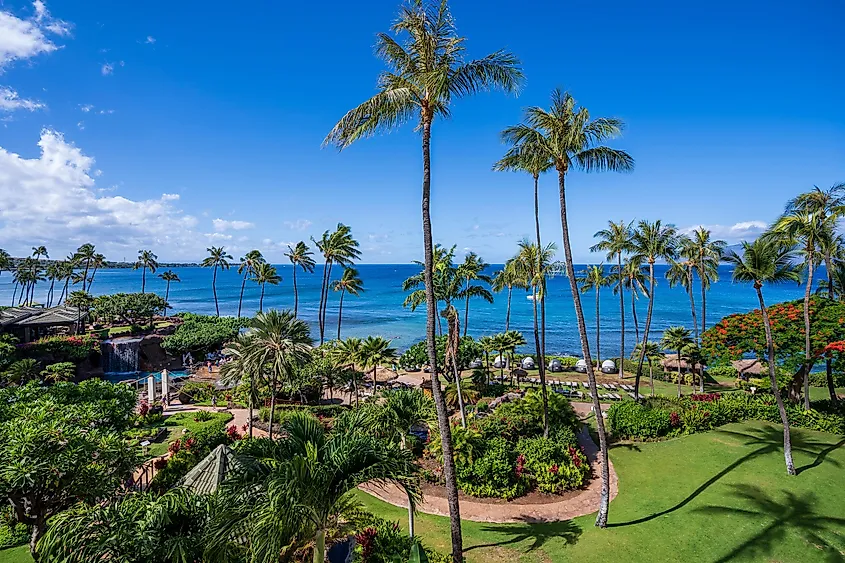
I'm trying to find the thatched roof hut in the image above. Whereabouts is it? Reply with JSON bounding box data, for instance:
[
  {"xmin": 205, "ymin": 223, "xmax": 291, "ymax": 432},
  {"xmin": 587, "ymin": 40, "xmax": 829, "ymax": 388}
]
[
  {"xmin": 661, "ymin": 354, "xmax": 704, "ymax": 373},
  {"xmin": 732, "ymin": 359, "xmax": 763, "ymax": 377}
]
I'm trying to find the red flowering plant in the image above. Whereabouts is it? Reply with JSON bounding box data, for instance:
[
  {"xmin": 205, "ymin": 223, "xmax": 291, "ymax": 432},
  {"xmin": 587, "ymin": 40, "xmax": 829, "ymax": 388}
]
[
  {"xmin": 690, "ymin": 393, "xmax": 721, "ymax": 402},
  {"xmin": 702, "ymin": 297, "xmax": 845, "ymax": 395},
  {"xmin": 226, "ymin": 425, "xmax": 242, "ymax": 441}
]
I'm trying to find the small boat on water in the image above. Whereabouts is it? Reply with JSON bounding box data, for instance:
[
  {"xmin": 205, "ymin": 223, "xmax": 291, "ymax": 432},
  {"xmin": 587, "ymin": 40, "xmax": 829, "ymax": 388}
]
[{"xmin": 526, "ymin": 295, "xmax": 536, "ymax": 301}]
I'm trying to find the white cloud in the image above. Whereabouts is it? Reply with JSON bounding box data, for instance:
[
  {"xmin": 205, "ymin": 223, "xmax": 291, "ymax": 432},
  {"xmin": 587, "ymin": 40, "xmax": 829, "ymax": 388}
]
[
  {"xmin": 0, "ymin": 2, "xmax": 69, "ymax": 70},
  {"xmin": 681, "ymin": 220, "xmax": 768, "ymax": 241},
  {"xmin": 144, "ymin": 36, "xmax": 156, "ymax": 44},
  {"xmin": 283, "ymin": 219, "xmax": 312, "ymax": 231},
  {"xmin": 0, "ymin": 130, "xmax": 253, "ymax": 260},
  {"xmin": 0, "ymin": 87, "xmax": 44, "ymax": 112},
  {"xmin": 79, "ymin": 103, "xmax": 93, "ymax": 112},
  {"xmin": 97, "ymin": 108, "xmax": 114, "ymax": 115},
  {"xmin": 101, "ymin": 62, "xmax": 113, "ymax": 75},
  {"xmin": 212, "ymin": 218, "xmax": 254, "ymax": 232},
  {"xmin": 76, "ymin": 121, "xmax": 84, "ymax": 130}
]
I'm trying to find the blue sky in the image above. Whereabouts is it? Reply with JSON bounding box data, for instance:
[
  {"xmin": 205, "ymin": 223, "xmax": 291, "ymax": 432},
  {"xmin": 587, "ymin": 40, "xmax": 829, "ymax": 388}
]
[{"xmin": 1, "ymin": 0, "xmax": 843, "ymax": 264}]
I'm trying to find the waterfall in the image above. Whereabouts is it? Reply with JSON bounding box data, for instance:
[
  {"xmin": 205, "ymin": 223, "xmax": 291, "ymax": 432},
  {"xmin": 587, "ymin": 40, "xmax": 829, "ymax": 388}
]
[{"xmin": 101, "ymin": 336, "xmax": 144, "ymax": 374}]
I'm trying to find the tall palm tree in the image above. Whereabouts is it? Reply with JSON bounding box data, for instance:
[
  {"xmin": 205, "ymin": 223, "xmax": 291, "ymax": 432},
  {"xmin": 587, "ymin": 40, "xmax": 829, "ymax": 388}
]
[
  {"xmin": 332, "ymin": 267, "xmax": 364, "ymax": 340},
  {"xmin": 576, "ymin": 264, "xmax": 612, "ymax": 367},
  {"xmin": 86, "ymin": 253, "xmax": 106, "ymax": 291},
  {"xmin": 380, "ymin": 388, "xmax": 435, "ymax": 537},
  {"xmin": 592, "ymin": 220, "xmax": 634, "ymax": 378},
  {"xmin": 441, "ymin": 306, "xmax": 467, "ymax": 426},
  {"xmin": 491, "ymin": 258, "xmax": 522, "ymax": 332},
  {"xmin": 31, "ymin": 245, "xmax": 48, "ymax": 261},
  {"xmin": 494, "ymin": 133, "xmax": 553, "ymax": 363},
  {"xmin": 631, "ymin": 220, "xmax": 679, "ymax": 399},
  {"xmin": 202, "ymin": 246, "xmax": 233, "ymax": 317},
  {"xmin": 0, "ymin": 249, "xmax": 10, "ymax": 280},
  {"xmin": 57, "ymin": 258, "xmax": 75, "ymax": 305},
  {"xmin": 661, "ymin": 326, "xmax": 693, "ymax": 398},
  {"xmin": 723, "ymin": 238, "xmax": 802, "ymax": 475},
  {"xmin": 73, "ymin": 244, "xmax": 96, "ymax": 292},
  {"xmin": 502, "ymin": 330, "xmax": 526, "ymax": 388},
  {"xmin": 785, "ymin": 183, "xmax": 845, "ymax": 404},
  {"xmin": 313, "ymin": 224, "xmax": 361, "ymax": 345},
  {"xmin": 324, "ymin": 2, "xmax": 522, "ymax": 555},
  {"xmin": 213, "ymin": 412, "xmax": 420, "ymax": 563},
  {"xmin": 360, "ymin": 336, "xmax": 397, "ymax": 395},
  {"xmin": 236, "ymin": 250, "xmax": 264, "ymax": 319},
  {"xmin": 252, "ymin": 262, "xmax": 281, "ymax": 313},
  {"xmin": 617, "ymin": 257, "xmax": 650, "ymax": 345},
  {"xmin": 403, "ymin": 244, "xmax": 458, "ymax": 337},
  {"xmin": 219, "ymin": 333, "xmax": 257, "ymax": 438},
  {"xmin": 689, "ymin": 227, "xmax": 726, "ymax": 333},
  {"xmin": 133, "ymin": 250, "xmax": 158, "ymax": 294},
  {"xmin": 666, "ymin": 242, "xmax": 698, "ymax": 342},
  {"xmin": 478, "ymin": 334, "xmax": 495, "ymax": 380},
  {"xmin": 513, "ymin": 240, "xmax": 559, "ymax": 436},
  {"xmin": 631, "ymin": 341, "xmax": 663, "ymax": 396},
  {"xmin": 817, "ymin": 254, "xmax": 845, "ymax": 301},
  {"xmin": 44, "ymin": 262, "xmax": 61, "ymax": 307},
  {"xmin": 770, "ymin": 210, "xmax": 834, "ymax": 408},
  {"xmin": 285, "ymin": 241, "xmax": 316, "ymax": 318},
  {"xmin": 334, "ymin": 337, "xmax": 364, "ymax": 405},
  {"xmin": 157, "ymin": 270, "xmax": 180, "ymax": 313},
  {"xmin": 457, "ymin": 252, "xmax": 492, "ymax": 337},
  {"xmin": 501, "ymin": 89, "xmax": 633, "ymax": 528},
  {"xmin": 244, "ymin": 310, "xmax": 313, "ymax": 440}
]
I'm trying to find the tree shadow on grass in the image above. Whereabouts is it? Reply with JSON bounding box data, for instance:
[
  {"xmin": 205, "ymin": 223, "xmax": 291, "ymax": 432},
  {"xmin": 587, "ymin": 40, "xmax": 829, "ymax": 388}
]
[
  {"xmin": 696, "ymin": 485, "xmax": 845, "ymax": 562},
  {"xmin": 465, "ymin": 517, "xmax": 582, "ymax": 554},
  {"xmin": 609, "ymin": 424, "xmax": 841, "ymax": 528}
]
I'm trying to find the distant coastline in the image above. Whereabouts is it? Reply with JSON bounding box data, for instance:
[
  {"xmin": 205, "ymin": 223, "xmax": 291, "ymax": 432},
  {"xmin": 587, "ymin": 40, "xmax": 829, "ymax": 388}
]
[{"xmin": 6, "ymin": 257, "xmax": 201, "ymax": 269}]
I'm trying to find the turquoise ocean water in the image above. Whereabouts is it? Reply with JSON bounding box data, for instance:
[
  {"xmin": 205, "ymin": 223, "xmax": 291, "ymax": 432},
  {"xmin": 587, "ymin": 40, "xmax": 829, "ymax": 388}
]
[{"xmin": 0, "ymin": 264, "xmax": 815, "ymax": 356}]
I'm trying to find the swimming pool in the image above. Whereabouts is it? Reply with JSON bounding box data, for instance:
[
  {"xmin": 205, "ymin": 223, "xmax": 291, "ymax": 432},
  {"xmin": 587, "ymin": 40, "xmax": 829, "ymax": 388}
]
[{"xmin": 104, "ymin": 370, "xmax": 189, "ymax": 384}]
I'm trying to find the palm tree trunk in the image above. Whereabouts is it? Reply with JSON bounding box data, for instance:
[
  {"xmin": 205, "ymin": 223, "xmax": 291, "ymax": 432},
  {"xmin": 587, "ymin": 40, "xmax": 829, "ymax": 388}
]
[
  {"xmin": 337, "ymin": 289, "xmax": 345, "ymax": 340},
  {"xmin": 421, "ymin": 115, "xmax": 462, "ymax": 562},
  {"xmin": 267, "ymin": 374, "xmax": 276, "ymax": 441},
  {"xmin": 618, "ymin": 254, "xmax": 625, "ymax": 378},
  {"xmin": 802, "ymin": 252, "xmax": 813, "ymax": 410},
  {"xmin": 700, "ymin": 269, "xmax": 707, "ymax": 335},
  {"xmin": 452, "ymin": 353, "xmax": 466, "ymax": 428},
  {"xmin": 47, "ymin": 280, "xmax": 55, "ymax": 307},
  {"xmin": 11, "ymin": 281, "xmax": 17, "ymax": 306},
  {"xmin": 82, "ymin": 260, "xmax": 90, "ymax": 292},
  {"xmin": 60, "ymin": 277, "xmax": 70, "ymax": 305},
  {"xmin": 165, "ymin": 282, "xmax": 171, "ymax": 313},
  {"xmin": 292, "ymin": 266, "xmax": 299, "ymax": 317},
  {"xmin": 649, "ymin": 359, "xmax": 654, "ymax": 396},
  {"xmin": 314, "ymin": 529, "xmax": 326, "ymax": 563},
  {"xmin": 248, "ymin": 373, "xmax": 254, "ymax": 439},
  {"xmin": 595, "ymin": 287, "xmax": 601, "ymax": 366},
  {"xmin": 89, "ymin": 265, "xmax": 99, "ymax": 291},
  {"xmin": 463, "ymin": 276, "xmax": 470, "ymax": 338},
  {"xmin": 531, "ymin": 284, "xmax": 549, "ymax": 437},
  {"xmin": 557, "ymin": 169, "xmax": 611, "ymax": 528},
  {"xmin": 823, "ymin": 255, "xmax": 838, "ymax": 402},
  {"xmin": 756, "ymin": 285, "xmax": 796, "ymax": 475},
  {"xmin": 259, "ymin": 283, "xmax": 265, "ymax": 313},
  {"xmin": 635, "ymin": 264, "xmax": 657, "ymax": 401},
  {"xmin": 238, "ymin": 273, "xmax": 247, "ymax": 318},
  {"xmin": 318, "ymin": 260, "xmax": 331, "ymax": 345},
  {"xmin": 141, "ymin": 266, "xmax": 146, "ymax": 293},
  {"xmin": 212, "ymin": 265, "xmax": 220, "ymax": 316},
  {"xmin": 505, "ymin": 286, "xmax": 512, "ymax": 331},
  {"xmin": 677, "ymin": 347, "xmax": 682, "ymax": 398},
  {"xmin": 631, "ymin": 289, "xmax": 640, "ymax": 343}
]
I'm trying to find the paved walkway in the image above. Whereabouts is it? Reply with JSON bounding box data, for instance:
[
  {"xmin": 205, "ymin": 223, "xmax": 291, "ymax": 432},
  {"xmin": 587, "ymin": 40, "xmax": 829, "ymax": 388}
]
[{"xmin": 359, "ymin": 426, "xmax": 617, "ymax": 523}]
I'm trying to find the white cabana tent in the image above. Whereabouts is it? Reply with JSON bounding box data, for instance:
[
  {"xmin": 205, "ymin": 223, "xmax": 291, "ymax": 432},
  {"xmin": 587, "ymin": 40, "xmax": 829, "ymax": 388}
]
[
  {"xmin": 601, "ymin": 360, "xmax": 616, "ymax": 374},
  {"xmin": 575, "ymin": 359, "xmax": 588, "ymax": 373},
  {"xmin": 521, "ymin": 357, "xmax": 535, "ymax": 369}
]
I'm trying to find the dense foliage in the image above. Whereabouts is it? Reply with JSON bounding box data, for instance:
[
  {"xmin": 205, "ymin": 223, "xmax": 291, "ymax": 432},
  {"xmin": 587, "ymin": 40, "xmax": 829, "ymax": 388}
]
[
  {"xmin": 608, "ymin": 393, "xmax": 845, "ymax": 440},
  {"xmin": 398, "ymin": 335, "xmax": 483, "ymax": 371},
  {"xmin": 0, "ymin": 380, "xmax": 138, "ymax": 554},
  {"xmin": 17, "ymin": 334, "xmax": 100, "ymax": 363},
  {"xmin": 160, "ymin": 313, "xmax": 248, "ymax": 353},
  {"xmin": 427, "ymin": 390, "xmax": 588, "ymax": 499},
  {"xmin": 91, "ymin": 292, "xmax": 169, "ymax": 325},
  {"xmin": 702, "ymin": 297, "xmax": 845, "ymax": 374}
]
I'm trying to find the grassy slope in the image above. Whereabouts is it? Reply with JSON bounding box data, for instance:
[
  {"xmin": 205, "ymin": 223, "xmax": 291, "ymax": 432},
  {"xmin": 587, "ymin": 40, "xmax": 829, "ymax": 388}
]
[
  {"xmin": 357, "ymin": 421, "xmax": 845, "ymax": 563},
  {"xmin": 0, "ymin": 547, "xmax": 28, "ymax": 563},
  {"xmin": 144, "ymin": 411, "xmax": 233, "ymax": 458}
]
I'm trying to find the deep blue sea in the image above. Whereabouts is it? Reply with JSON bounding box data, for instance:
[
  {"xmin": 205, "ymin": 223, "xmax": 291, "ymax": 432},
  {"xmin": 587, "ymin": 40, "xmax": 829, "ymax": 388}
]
[{"xmin": 0, "ymin": 264, "xmax": 815, "ymax": 356}]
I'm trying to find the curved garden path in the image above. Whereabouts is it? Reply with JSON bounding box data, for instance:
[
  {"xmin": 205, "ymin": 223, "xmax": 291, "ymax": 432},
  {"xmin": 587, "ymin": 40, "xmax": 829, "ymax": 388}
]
[{"xmin": 360, "ymin": 424, "xmax": 618, "ymax": 523}]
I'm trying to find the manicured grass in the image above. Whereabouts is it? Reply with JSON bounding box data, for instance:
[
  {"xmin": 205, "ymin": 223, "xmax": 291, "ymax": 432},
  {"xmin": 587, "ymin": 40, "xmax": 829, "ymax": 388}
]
[
  {"xmin": 143, "ymin": 411, "xmax": 232, "ymax": 458},
  {"xmin": 357, "ymin": 421, "xmax": 845, "ymax": 562},
  {"xmin": 0, "ymin": 546, "xmax": 30, "ymax": 563}
]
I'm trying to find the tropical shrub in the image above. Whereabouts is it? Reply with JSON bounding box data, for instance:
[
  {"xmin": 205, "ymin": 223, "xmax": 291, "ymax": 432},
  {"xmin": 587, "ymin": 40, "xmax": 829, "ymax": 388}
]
[
  {"xmin": 91, "ymin": 292, "xmax": 168, "ymax": 325},
  {"xmin": 41, "ymin": 361, "xmax": 76, "ymax": 382},
  {"xmin": 177, "ymin": 381, "xmax": 215, "ymax": 404},
  {"xmin": 456, "ymin": 437, "xmax": 527, "ymax": 499},
  {"xmin": 608, "ymin": 393, "xmax": 845, "ymax": 440},
  {"xmin": 398, "ymin": 335, "xmax": 483, "ymax": 370},
  {"xmin": 160, "ymin": 313, "xmax": 247, "ymax": 354},
  {"xmin": 515, "ymin": 437, "xmax": 589, "ymax": 493},
  {"xmin": 17, "ymin": 334, "xmax": 99, "ymax": 362},
  {"xmin": 350, "ymin": 512, "xmax": 449, "ymax": 563},
  {"xmin": 706, "ymin": 365, "xmax": 738, "ymax": 379},
  {"xmin": 0, "ymin": 334, "xmax": 18, "ymax": 371},
  {"xmin": 258, "ymin": 404, "xmax": 348, "ymax": 423}
]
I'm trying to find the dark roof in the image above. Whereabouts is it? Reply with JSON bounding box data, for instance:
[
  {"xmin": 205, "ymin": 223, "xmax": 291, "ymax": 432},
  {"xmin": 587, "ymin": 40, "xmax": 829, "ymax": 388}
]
[
  {"xmin": 176, "ymin": 444, "xmax": 242, "ymax": 495},
  {"xmin": 2, "ymin": 305, "xmax": 85, "ymax": 327},
  {"xmin": 14, "ymin": 306, "xmax": 86, "ymax": 326}
]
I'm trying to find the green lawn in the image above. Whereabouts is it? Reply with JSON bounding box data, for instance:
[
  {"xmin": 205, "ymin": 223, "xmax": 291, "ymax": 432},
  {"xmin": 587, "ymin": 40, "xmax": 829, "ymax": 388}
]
[
  {"xmin": 357, "ymin": 421, "xmax": 845, "ymax": 562},
  {"xmin": 0, "ymin": 546, "xmax": 28, "ymax": 563},
  {"xmin": 142, "ymin": 411, "xmax": 232, "ymax": 458}
]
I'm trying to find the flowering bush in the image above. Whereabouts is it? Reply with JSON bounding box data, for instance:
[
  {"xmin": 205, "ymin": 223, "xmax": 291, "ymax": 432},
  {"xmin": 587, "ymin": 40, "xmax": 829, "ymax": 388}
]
[
  {"xmin": 515, "ymin": 437, "xmax": 590, "ymax": 494},
  {"xmin": 691, "ymin": 393, "xmax": 721, "ymax": 402},
  {"xmin": 18, "ymin": 334, "xmax": 99, "ymax": 362}
]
